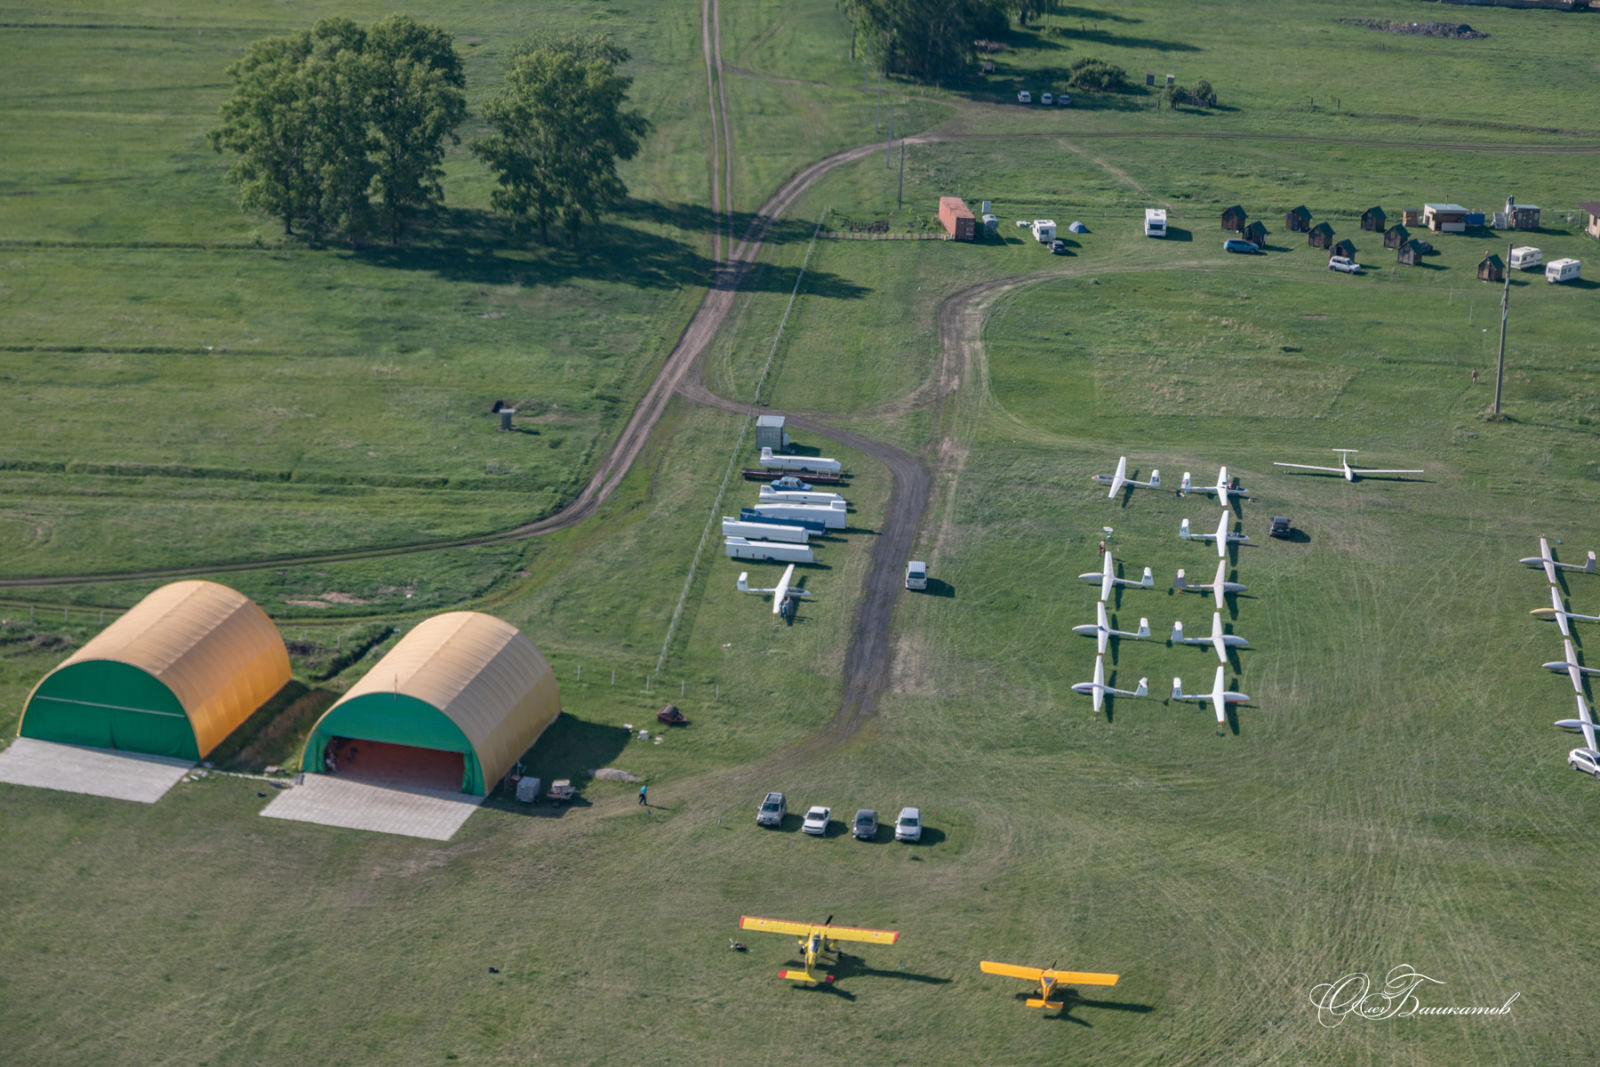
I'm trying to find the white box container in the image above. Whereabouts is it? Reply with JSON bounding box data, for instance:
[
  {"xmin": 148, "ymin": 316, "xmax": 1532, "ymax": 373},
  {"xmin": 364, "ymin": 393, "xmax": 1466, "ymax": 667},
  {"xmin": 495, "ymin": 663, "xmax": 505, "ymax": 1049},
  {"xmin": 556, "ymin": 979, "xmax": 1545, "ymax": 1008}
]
[{"xmin": 516, "ymin": 777, "xmax": 541, "ymax": 803}]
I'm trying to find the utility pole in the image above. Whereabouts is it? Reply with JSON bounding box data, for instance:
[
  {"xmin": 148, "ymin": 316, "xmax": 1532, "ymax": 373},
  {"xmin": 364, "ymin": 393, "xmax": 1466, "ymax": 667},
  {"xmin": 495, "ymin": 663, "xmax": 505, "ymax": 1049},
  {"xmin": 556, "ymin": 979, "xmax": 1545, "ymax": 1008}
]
[
  {"xmin": 876, "ymin": 68, "xmax": 882, "ymax": 133},
  {"xmin": 886, "ymin": 104, "xmax": 893, "ymax": 167},
  {"xmin": 1493, "ymin": 241, "xmax": 1510, "ymax": 418},
  {"xmin": 897, "ymin": 141, "xmax": 905, "ymax": 208}
]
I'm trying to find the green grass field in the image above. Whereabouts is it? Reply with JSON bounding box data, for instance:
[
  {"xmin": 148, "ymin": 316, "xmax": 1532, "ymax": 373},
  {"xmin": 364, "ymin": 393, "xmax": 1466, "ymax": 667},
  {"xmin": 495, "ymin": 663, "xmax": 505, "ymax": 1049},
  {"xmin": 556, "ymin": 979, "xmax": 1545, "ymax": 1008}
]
[{"xmin": 5, "ymin": 0, "xmax": 1600, "ymax": 1063}]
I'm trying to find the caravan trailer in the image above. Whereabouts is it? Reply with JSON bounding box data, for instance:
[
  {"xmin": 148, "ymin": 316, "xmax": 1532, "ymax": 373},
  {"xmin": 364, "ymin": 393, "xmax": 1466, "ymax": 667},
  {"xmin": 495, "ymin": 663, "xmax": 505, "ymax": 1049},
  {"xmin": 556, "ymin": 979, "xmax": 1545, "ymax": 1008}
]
[
  {"xmin": 1546, "ymin": 258, "xmax": 1582, "ymax": 284},
  {"xmin": 1510, "ymin": 246, "xmax": 1542, "ymax": 270}
]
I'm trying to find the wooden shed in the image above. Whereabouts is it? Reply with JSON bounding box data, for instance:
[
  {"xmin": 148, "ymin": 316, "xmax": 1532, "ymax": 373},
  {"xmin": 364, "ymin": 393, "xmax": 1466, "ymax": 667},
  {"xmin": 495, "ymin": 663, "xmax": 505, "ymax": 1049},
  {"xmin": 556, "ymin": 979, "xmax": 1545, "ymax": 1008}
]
[
  {"xmin": 1579, "ymin": 201, "xmax": 1600, "ymax": 241},
  {"xmin": 1242, "ymin": 220, "xmax": 1268, "ymax": 248},
  {"xmin": 1383, "ymin": 223, "xmax": 1410, "ymax": 250},
  {"xmin": 1331, "ymin": 239, "xmax": 1357, "ymax": 260},
  {"xmin": 1505, "ymin": 196, "xmax": 1541, "ymax": 231},
  {"xmin": 1477, "ymin": 251, "xmax": 1504, "ymax": 282},
  {"xmin": 1360, "ymin": 206, "xmax": 1387, "ymax": 232},
  {"xmin": 1221, "ymin": 205, "xmax": 1247, "ymax": 231},
  {"xmin": 1285, "ymin": 205, "xmax": 1311, "ymax": 232},
  {"xmin": 1397, "ymin": 239, "xmax": 1426, "ymax": 266},
  {"xmin": 1307, "ymin": 221, "xmax": 1335, "ymax": 249}
]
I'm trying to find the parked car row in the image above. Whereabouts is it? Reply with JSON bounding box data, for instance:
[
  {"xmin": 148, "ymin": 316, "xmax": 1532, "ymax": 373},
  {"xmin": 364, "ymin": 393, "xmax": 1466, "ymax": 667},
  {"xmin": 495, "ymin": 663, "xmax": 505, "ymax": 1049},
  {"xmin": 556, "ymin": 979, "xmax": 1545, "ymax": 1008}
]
[
  {"xmin": 1015, "ymin": 90, "xmax": 1071, "ymax": 107},
  {"xmin": 757, "ymin": 793, "xmax": 922, "ymax": 841}
]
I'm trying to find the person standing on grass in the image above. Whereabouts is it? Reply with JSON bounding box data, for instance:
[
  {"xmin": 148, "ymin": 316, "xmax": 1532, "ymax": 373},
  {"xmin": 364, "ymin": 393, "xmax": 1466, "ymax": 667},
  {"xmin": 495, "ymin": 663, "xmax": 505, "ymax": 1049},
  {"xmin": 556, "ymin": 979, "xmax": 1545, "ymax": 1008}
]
[{"xmin": 639, "ymin": 784, "xmax": 647, "ymax": 806}]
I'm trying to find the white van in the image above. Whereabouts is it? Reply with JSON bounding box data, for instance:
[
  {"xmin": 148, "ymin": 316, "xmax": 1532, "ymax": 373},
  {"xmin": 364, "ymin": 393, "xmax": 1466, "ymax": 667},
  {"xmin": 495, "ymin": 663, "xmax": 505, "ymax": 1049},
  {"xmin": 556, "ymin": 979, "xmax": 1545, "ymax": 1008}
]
[
  {"xmin": 1546, "ymin": 258, "xmax": 1581, "ymax": 283},
  {"xmin": 1030, "ymin": 219, "xmax": 1057, "ymax": 244},
  {"xmin": 1144, "ymin": 208, "xmax": 1167, "ymax": 238},
  {"xmin": 905, "ymin": 561, "xmax": 928, "ymax": 591}
]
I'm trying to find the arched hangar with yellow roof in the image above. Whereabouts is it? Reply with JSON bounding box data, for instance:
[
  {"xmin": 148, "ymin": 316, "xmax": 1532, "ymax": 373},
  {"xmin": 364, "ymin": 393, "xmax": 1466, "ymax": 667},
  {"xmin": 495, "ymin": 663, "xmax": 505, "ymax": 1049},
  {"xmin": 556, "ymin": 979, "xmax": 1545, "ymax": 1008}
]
[
  {"xmin": 299, "ymin": 611, "xmax": 560, "ymax": 796},
  {"xmin": 19, "ymin": 580, "xmax": 291, "ymax": 761}
]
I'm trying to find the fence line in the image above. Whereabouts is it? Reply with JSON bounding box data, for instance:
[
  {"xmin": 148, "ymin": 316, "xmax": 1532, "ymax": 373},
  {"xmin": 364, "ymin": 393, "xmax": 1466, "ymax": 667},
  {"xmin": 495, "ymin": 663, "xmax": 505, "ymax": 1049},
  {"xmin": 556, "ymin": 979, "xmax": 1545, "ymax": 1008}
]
[{"xmin": 654, "ymin": 208, "xmax": 829, "ymax": 675}]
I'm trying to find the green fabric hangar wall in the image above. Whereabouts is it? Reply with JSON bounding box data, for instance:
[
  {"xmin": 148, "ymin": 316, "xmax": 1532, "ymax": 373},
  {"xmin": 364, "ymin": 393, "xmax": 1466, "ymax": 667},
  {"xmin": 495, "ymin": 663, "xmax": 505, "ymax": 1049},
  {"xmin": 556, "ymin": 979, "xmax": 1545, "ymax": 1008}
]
[
  {"xmin": 21, "ymin": 660, "xmax": 200, "ymax": 760},
  {"xmin": 301, "ymin": 693, "xmax": 485, "ymax": 794}
]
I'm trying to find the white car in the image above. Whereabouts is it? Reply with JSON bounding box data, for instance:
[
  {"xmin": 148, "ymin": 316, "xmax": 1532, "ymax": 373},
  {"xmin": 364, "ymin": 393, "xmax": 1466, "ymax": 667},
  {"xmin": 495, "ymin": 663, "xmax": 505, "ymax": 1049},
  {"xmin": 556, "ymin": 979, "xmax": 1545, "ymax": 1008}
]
[
  {"xmin": 1571, "ymin": 748, "xmax": 1600, "ymax": 779},
  {"xmin": 1328, "ymin": 256, "xmax": 1363, "ymax": 274},
  {"xmin": 801, "ymin": 805, "xmax": 831, "ymax": 835},
  {"xmin": 894, "ymin": 806, "xmax": 922, "ymax": 842},
  {"xmin": 1016, "ymin": 90, "xmax": 1032, "ymax": 104},
  {"xmin": 1040, "ymin": 92, "xmax": 1054, "ymax": 106}
]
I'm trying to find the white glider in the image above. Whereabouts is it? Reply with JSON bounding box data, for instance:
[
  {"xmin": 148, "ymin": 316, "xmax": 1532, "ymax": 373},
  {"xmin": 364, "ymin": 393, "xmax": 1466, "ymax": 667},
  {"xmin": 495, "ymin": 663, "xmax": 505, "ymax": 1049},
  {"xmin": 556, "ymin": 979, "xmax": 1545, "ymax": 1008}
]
[
  {"xmin": 1554, "ymin": 693, "xmax": 1600, "ymax": 752},
  {"xmin": 1273, "ymin": 448, "xmax": 1422, "ymax": 482},
  {"xmin": 1072, "ymin": 600, "xmax": 1150, "ymax": 656},
  {"xmin": 1078, "ymin": 552, "xmax": 1154, "ymax": 602},
  {"xmin": 1071, "ymin": 654, "xmax": 1148, "ymax": 714},
  {"xmin": 1173, "ymin": 560, "xmax": 1248, "ymax": 611},
  {"xmin": 1544, "ymin": 638, "xmax": 1600, "ymax": 694},
  {"xmin": 1520, "ymin": 537, "xmax": 1596, "ymax": 586},
  {"xmin": 1171, "ymin": 611, "xmax": 1250, "ymax": 664},
  {"xmin": 1179, "ymin": 511, "xmax": 1250, "ymax": 559},
  {"xmin": 1170, "ymin": 666, "xmax": 1251, "ymax": 725},
  {"xmin": 736, "ymin": 564, "xmax": 813, "ymax": 615},
  {"xmin": 1179, "ymin": 466, "xmax": 1250, "ymax": 509},
  {"xmin": 1530, "ymin": 585, "xmax": 1600, "ymax": 637},
  {"xmin": 1091, "ymin": 456, "xmax": 1161, "ymax": 499}
]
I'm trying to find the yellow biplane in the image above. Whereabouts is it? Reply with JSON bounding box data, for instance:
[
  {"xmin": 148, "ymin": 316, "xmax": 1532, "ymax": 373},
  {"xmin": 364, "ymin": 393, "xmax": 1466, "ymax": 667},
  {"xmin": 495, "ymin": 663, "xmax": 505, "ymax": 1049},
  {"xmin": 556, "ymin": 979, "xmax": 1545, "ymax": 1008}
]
[
  {"xmin": 980, "ymin": 960, "xmax": 1120, "ymax": 1010},
  {"xmin": 739, "ymin": 915, "xmax": 900, "ymax": 984}
]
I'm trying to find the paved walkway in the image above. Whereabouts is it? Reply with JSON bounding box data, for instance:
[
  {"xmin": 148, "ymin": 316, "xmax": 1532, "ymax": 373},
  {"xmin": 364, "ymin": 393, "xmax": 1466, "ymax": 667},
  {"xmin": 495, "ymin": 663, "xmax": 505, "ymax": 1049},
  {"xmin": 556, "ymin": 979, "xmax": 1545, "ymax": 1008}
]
[
  {"xmin": 0, "ymin": 738, "xmax": 193, "ymax": 803},
  {"xmin": 259, "ymin": 774, "xmax": 484, "ymax": 841}
]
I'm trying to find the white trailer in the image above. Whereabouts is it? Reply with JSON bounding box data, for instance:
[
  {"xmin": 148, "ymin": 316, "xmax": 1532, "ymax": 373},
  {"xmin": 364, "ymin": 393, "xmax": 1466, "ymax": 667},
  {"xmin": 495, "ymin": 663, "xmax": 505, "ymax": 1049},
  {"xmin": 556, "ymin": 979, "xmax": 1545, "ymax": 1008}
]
[
  {"xmin": 757, "ymin": 446, "xmax": 843, "ymax": 475},
  {"xmin": 723, "ymin": 537, "xmax": 815, "ymax": 563},
  {"xmin": 1031, "ymin": 219, "xmax": 1057, "ymax": 243},
  {"xmin": 751, "ymin": 501, "xmax": 848, "ymax": 531},
  {"xmin": 722, "ymin": 517, "xmax": 809, "ymax": 544},
  {"xmin": 1510, "ymin": 246, "xmax": 1542, "ymax": 270},
  {"xmin": 1546, "ymin": 258, "xmax": 1582, "ymax": 283},
  {"xmin": 1144, "ymin": 208, "xmax": 1167, "ymax": 238},
  {"xmin": 758, "ymin": 485, "xmax": 847, "ymax": 507}
]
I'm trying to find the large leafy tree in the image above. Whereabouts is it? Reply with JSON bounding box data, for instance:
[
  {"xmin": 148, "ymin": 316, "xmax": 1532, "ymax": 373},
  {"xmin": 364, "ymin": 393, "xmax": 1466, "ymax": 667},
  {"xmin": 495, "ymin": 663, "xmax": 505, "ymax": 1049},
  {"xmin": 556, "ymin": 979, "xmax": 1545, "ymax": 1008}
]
[
  {"xmin": 841, "ymin": 0, "xmax": 1009, "ymax": 83},
  {"xmin": 209, "ymin": 16, "xmax": 464, "ymax": 245},
  {"xmin": 472, "ymin": 34, "xmax": 651, "ymax": 246}
]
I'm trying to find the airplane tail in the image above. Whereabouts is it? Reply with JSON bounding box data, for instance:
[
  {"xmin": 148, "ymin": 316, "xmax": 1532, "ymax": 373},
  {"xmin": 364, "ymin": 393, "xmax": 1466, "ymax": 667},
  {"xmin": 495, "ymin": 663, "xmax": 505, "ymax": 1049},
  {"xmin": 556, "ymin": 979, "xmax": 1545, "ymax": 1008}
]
[
  {"xmin": 1170, "ymin": 677, "xmax": 1185, "ymax": 700},
  {"xmin": 1172, "ymin": 569, "xmax": 1188, "ymax": 590},
  {"xmin": 737, "ymin": 572, "xmax": 750, "ymax": 592},
  {"xmin": 1179, "ymin": 472, "xmax": 1192, "ymax": 496},
  {"xmin": 1138, "ymin": 566, "xmax": 1153, "ymax": 587},
  {"xmin": 1170, "ymin": 620, "xmax": 1184, "ymax": 642},
  {"xmin": 1136, "ymin": 618, "xmax": 1151, "ymax": 639},
  {"xmin": 1586, "ymin": 551, "xmax": 1598, "ymax": 573},
  {"xmin": 1179, "ymin": 518, "xmax": 1192, "ymax": 541},
  {"xmin": 1133, "ymin": 678, "xmax": 1148, "ymax": 697},
  {"xmin": 1148, "ymin": 470, "xmax": 1161, "ymax": 488}
]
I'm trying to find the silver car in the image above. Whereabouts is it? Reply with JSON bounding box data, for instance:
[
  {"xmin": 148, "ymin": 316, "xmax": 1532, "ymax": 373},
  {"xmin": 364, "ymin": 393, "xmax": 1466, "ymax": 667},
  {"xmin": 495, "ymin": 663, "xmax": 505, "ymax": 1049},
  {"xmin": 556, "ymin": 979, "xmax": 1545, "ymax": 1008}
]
[
  {"xmin": 1570, "ymin": 748, "xmax": 1600, "ymax": 779},
  {"xmin": 894, "ymin": 807, "xmax": 922, "ymax": 842}
]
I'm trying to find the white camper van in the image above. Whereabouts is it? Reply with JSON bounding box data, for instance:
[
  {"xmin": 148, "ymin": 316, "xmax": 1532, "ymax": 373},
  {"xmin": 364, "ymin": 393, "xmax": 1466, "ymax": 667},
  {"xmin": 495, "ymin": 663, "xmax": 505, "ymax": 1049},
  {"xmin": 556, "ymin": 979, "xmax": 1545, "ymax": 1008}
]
[
  {"xmin": 1546, "ymin": 258, "xmax": 1582, "ymax": 284},
  {"xmin": 1030, "ymin": 219, "xmax": 1057, "ymax": 244},
  {"xmin": 1144, "ymin": 208, "xmax": 1167, "ymax": 238},
  {"xmin": 1509, "ymin": 246, "xmax": 1542, "ymax": 270}
]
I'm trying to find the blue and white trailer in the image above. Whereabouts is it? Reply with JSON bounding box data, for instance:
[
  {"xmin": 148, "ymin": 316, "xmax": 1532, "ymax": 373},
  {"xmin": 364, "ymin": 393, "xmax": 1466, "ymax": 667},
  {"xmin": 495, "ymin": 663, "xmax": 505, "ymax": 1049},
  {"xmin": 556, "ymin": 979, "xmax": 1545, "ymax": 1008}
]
[
  {"xmin": 739, "ymin": 508, "xmax": 828, "ymax": 534},
  {"xmin": 751, "ymin": 500, "xmax": 848, "ymax": 531},
  {"xmin": 724, "ymin": 537, "xmax": 815, "ymax": 563},
  {"xmin": 757, "ymin": 447, "xmax": 844, "ymax": 475},
  {"xmin": 722, "ymin": 517, "xmax": 809, "ymax": 544}
]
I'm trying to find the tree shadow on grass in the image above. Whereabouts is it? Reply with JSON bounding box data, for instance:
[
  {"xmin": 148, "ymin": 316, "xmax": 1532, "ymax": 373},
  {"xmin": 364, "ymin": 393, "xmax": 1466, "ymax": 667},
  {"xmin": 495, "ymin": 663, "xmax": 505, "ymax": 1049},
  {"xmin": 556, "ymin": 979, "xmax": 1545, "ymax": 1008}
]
[{"xmin": 350, "ymin": 206, "xmax": 869, "ymax": 300}]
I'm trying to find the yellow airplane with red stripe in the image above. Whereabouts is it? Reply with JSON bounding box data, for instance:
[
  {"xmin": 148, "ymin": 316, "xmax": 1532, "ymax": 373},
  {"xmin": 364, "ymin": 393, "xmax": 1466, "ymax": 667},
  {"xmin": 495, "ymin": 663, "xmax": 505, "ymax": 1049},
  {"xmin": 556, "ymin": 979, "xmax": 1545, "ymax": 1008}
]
[
  {"xmin": 980, "ymin": 960, "xmax": 1120, "ymax": 1010},
  {"xmin": 739, "ymin": 915, "xmax": 900, "ymax": 984}
]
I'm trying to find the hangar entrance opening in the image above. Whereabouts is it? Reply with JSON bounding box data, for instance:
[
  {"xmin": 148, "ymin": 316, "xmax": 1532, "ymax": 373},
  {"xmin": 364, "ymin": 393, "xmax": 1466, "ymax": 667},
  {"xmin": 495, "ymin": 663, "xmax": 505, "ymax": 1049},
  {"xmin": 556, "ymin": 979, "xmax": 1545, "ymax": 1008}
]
[{"xmin": 323, "ymin": 736, "xmax": 465, "ymax": 793}]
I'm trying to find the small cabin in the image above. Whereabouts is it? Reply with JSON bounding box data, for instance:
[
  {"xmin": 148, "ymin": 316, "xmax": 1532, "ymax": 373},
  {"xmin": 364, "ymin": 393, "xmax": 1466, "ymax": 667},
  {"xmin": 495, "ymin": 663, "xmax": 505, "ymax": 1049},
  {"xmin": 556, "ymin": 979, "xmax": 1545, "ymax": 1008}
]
[
  {"xmin": 1383, "ymin": 223, "xmax": 1410, "ymax": 250},
  {"xmin": 1285, "ymin": 205, "xmax": 1311, "ymax": 232},
  {"xmin": 1307, "ymin": 221, "xmax": 1335, "ymax": 249},
  {"xmin": 1401, "ymin": 208, "xmax": 1420, "ymax": 227},
  {"xmin": 1397, "ymin": 239, "xmax": 1426, "ymax": 266},
  {"xmin": 1505, "ymin": 196, "xmax": 1541, "ymax": 231},
  {"xmin": 1242, "ymin": 220, "xmax": 1268, "ymax": 248},
  {"xmin": 1423, "ymin": 203, "xmax": 1469, "ymax": 233},
  {"xmin": 1477, "ymin": 252, "xmax": 1504, "ymax": 283},
  {"xmin": 1360, "ymin": 206, "xmax": 1387, "ymax": 232},
  {"xmin": 1579, "ymin": 201, "xmax": 1600, "ymax": 241},
  {"xmin": 1221, "ymin": 205, "xmax": 1248, "ymax": 231},
  {"xmin": 1331, "ymin": 239, "xmax": 1357, "ymax": 260}
]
